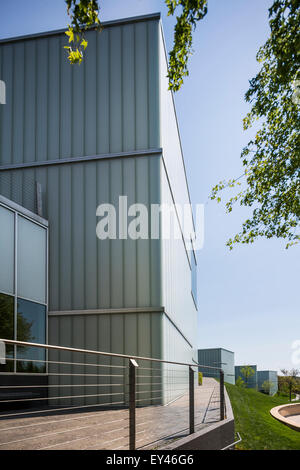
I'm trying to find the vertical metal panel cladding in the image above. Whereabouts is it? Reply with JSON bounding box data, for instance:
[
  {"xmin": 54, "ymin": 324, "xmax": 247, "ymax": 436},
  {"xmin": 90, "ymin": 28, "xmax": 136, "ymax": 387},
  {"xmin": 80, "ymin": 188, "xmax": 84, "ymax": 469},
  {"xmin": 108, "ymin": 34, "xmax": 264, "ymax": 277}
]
[
  {"xmin": 257, "ymin": 370, "xmax": 278, "ymax": 395},
  {"xmin": 161, "ymin": 164, "xmax": 197, "ymax": 349},
  {"xmin": 0, "ymin": 155, "xmax": 162, "ymax": 312},
  {"xmin": 158, "ymin": 25, "xmax": 194, "ymax": 256},
  {"xmin": 162, "ymin": 315, "xmax": 195, "ymax": 404},
  {"xmin": 220, "ymin": 349, "xmax": 235, "ymax": 385},
  {"xmin": 197, "ymin": 348, "xmax": 235, "ymax": 384},
  {"xmin": 158, "ymin": 24, "xmax": 197, "ymax": 354},
  {"xmin": 0, "ymin": 19, "xmax": 160, "ymax": 164},
  {"xmin": 48, "ymin": 312, "xmax": 163, "ymax": 406},
  {"xmin": 198, "ymin": 349, "xmax": 221, "ymax": 379}
]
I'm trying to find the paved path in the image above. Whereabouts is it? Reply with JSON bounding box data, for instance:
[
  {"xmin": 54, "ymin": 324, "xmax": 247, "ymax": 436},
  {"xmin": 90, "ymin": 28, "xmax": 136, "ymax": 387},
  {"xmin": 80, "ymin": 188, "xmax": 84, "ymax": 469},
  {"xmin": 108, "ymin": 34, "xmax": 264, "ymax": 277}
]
[
  {"xmin": 289, "ymin": 415, "xmax": 300, "ymax": 426},
  {"xmin": 0, "ymin": 378, "xmax": 220, "ymax": 450},
  {"xmin": 292, "ymin": 394, "xmax": 300, "ymax": 402}
]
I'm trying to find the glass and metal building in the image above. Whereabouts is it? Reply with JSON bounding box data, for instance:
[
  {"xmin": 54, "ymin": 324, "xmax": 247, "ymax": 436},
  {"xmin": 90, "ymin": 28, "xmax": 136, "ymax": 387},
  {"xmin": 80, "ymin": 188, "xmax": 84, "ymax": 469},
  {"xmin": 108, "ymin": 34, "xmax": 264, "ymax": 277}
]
[
  {"xmin": 0, "ymin": 13, "xmax": 198, "ymax": 403},
  {"xmin": 235, "ymin": 365, "xmax": 257, "ymax": 389},
  {"xmin": 198, "ymin": 348, "xmax": 235, "ymax": 384},
  {"xmin": 257, "ymin": 370, "xmax": 278, "ymax": 395}
]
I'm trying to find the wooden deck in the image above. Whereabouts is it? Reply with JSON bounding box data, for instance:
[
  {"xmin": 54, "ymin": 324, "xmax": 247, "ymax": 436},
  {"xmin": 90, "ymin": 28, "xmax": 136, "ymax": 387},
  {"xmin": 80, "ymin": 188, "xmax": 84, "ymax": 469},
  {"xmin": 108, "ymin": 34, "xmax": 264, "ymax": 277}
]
[{"xmin": 0, "ymin": 378, "xmax": 220, "ymax": 450}]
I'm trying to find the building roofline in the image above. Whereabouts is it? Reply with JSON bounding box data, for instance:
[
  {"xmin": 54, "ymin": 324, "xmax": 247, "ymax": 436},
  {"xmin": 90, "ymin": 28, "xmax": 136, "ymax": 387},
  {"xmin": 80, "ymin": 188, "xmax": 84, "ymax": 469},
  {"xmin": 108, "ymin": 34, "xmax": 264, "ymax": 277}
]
[
  {"xmin": 235, "ymin": 365, "xmax": 257, "ymax": 368},
  {"xmin": 198, "ymin": 347, "xmax": 235, "ymax": 354},
  {"xmin": 0, "ymin": 12, "xmax": 161, "ymax": 45},
  {"xmin": 257, "ymin": 370, "xmax": 278, "ymax": 374}
]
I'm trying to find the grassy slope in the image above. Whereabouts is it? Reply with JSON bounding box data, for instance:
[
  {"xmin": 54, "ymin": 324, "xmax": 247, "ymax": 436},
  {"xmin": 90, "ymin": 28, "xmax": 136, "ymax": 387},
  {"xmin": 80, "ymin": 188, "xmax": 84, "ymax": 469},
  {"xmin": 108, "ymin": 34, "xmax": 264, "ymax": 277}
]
[{"xmin": 225, "ymin": 383, "xmax": 300, "ymax": 450}]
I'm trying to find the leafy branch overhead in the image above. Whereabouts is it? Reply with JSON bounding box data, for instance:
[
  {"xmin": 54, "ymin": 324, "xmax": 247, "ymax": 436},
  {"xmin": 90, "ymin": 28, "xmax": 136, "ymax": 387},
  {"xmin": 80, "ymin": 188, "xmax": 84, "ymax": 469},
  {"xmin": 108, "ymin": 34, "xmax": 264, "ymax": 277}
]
[
  {"xmin": 165, "ymin": 0, "xmax": 208, "ymax": 91},
  {"xmin": 64, "ymin": 1, "xmax": 300, "ymax": 250},
  {"xmin": 64, "ymin": 0, "xmax": 207, "ymax": 90},
  {"xmin": 65, "ymin": 0, "xmax": 101, "ymax": 64},
  {"xmin": 211, "ymin": 0, "xmax": 300, "ymax": 249}
]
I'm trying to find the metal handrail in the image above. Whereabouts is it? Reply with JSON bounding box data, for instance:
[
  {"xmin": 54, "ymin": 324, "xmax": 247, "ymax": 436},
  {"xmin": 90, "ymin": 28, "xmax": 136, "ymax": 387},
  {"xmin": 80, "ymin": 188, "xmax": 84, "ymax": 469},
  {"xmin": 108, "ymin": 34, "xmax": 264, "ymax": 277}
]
[
  {"xmin": 0, "ymin": 338, "xmax": 225, "ymax": 450},
  {"xmin": 0, "ymin": 339, "xmax": 222, "ymax": 371}
]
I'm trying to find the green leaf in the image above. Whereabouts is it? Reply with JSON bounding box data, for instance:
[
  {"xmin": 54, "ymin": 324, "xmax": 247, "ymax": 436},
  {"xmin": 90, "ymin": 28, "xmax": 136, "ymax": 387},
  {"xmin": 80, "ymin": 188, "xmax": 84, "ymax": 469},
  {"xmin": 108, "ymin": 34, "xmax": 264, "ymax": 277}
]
[
  {"xmin": 65, "ymin": 27, "xmax": 74, "ymax": 43},
  {"xmin": 81, "ymin": 38, "xmax": 88, "ymax": 50}
]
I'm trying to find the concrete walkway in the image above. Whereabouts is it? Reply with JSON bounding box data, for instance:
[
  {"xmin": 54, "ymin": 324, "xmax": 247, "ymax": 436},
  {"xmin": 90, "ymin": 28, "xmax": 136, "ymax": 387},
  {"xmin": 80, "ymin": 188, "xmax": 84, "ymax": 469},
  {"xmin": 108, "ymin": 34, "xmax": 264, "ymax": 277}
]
[
  {"xmin": 0, "ymin": 378, "xmax": 220, "ymax": 450},
  {"xmin": 292, "ymin": 394, "xmax": 300, "ymax": 402}
]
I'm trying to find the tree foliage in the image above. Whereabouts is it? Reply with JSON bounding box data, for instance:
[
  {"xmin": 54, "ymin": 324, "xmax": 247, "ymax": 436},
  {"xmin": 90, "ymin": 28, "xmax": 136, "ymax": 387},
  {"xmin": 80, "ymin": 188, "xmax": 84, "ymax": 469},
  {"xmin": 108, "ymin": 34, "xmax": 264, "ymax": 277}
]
[
  {"xmin": 65, "ymin": 1, "xmax": 300, "ymax": 249},
  {"xmin": 65, "ymin": 0, "xmax": 101, "ymax": 64},
  {"xmin": 165, "ymin": 0, "xmax": 207, "ymax": 91},
  {"xmin": 240, "ymin": 365, "xmax": 255, "ymax": 387},
  {"xmin": 64, "ymin": 0, "xmax": 207, "ymax": 90},
  {"xmin": 261, "ymin": 380, "xmax": 273, "ymax": 394},
  {"xmin": 236, "ymin": 376, "xmax": 246, "ymax": 388},
  {"xmin": 211, "ymin": 0, "xmax": 300, "ymax": 249},
  {"xmin": 280, "ymin": 368, "xmax": 300, "ymax": 401},
  {"xmin": 0, "ymin": 295, "xmax": 34, "ymax": 346},
  {"xmin": 0, "ymin": 294, "xmax": 35, "ymax": 372}
]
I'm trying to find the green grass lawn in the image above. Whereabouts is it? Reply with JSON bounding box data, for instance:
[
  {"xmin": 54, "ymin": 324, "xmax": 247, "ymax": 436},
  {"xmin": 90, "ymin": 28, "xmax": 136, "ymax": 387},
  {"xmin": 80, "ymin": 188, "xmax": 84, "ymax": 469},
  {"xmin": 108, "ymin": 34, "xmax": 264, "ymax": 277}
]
[{"xmin": 225, "ymin": 383, "xmax": 300, "ymax": 450}]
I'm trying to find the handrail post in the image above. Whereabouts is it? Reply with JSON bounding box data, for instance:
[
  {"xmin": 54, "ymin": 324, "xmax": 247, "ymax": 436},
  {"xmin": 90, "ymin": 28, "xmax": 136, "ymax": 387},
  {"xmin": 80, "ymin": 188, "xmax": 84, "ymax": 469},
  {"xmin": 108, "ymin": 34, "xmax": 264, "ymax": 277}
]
[
  {"xmin": 129, "ymin": 359, "xmax": 138, "ymax": 450},
  {"xmin": 189, "ymin": 366, "xmax": 195, "ymax": 434},
  {"xmin": 220, "ymin": 369, "xmax": 225, "ymax": 421}
]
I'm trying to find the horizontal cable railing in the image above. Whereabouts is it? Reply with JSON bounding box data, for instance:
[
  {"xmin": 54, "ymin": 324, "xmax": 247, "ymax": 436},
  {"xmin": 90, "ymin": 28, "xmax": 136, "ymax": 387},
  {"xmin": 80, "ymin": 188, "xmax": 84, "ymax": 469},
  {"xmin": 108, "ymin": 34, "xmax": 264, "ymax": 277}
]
[{"xmin": 0, "ymin": 338, "xmax": 225, "ymax": 450}]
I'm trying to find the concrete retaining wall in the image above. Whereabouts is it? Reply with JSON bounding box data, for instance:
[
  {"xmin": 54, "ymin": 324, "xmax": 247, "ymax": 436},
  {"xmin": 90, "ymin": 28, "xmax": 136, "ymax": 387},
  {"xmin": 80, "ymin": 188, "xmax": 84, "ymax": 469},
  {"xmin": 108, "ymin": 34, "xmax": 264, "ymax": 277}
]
[{"xmin": 164, "ymin": 387, "xmax": 235, "ymax": 450}]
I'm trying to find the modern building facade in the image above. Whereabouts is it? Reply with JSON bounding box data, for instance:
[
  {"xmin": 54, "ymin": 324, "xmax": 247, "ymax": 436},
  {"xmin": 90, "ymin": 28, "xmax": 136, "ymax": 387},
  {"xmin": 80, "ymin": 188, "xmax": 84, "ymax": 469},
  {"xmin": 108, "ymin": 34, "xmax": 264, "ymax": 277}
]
[
  {"xmin": 257, "ymin": 370, "xmax": 278, "ymax": 395},
  {"xmin": 198, "ymin": 348, "xmax": 235, "ymax": 384},
  {"xmin": 235, "ymin": 365, "xmax": 257, "ymax": 389},
  {"xmin": 0, "ymin": 13, "xmax": 198, "ymax": 404}
]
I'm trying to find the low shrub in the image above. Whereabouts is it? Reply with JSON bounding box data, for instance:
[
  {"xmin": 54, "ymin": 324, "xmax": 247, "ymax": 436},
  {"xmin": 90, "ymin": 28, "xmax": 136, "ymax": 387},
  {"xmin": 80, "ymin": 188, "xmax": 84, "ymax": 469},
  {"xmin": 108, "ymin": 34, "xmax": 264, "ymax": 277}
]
[{"xmin": 198, "ymin": 372, "xmax": 203, "ymax": 386}]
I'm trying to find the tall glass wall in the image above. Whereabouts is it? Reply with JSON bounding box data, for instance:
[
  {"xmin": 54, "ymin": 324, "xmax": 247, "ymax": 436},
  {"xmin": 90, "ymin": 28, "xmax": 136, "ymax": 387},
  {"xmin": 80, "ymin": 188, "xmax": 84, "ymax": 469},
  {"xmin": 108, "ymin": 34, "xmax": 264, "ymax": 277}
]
[{"xmin": 0, "ymin": 201, "xmax": 48, "ymax": 373}]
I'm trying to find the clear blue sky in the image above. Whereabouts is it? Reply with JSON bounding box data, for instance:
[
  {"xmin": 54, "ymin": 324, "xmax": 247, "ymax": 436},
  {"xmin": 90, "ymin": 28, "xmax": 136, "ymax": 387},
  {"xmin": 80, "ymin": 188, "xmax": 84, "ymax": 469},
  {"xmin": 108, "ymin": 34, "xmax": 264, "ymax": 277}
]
[{"xmin": 0, "ymin": 0, "xmax": 299, "ymax": 373}]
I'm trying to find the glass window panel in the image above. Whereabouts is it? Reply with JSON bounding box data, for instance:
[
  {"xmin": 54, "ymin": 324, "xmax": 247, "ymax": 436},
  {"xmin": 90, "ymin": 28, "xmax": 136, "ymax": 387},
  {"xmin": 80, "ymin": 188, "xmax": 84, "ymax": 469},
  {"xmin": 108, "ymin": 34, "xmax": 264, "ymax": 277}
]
[
  {"xmin": 0, "ymin": 293, "xmax": 15, "ymax": 372},
  {"xmin": 0, "ymin": 205, "xmax": 15, "ymax": 294},
  {"xmin": 17, "ymin": 216, "xmax": 46, "ymax": 304},
  {"xmin": 17, "ymin": 298, "xmax": 46, "ymax": 373}
]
